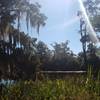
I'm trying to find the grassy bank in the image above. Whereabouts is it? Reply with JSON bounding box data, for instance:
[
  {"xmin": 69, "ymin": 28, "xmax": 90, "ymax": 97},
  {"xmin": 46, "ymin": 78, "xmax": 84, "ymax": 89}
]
[{"xmin": 0, "ymin": 73, "xmax": 100, "ymax": 100}]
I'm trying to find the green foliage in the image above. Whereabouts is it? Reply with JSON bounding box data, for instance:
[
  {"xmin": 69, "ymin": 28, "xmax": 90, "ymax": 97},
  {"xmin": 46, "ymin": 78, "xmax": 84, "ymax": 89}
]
[
  {"xmin": 0, "ymin": 0, "xmax": 47, "ymax": 34},
  {"xmin": 1, "ymin": 72, "xmax": 100, "ymax": 100},
  {"xmin": 84, "ymin": 0, "xmax": 100, "ymax": 32},
  {"xmin": 0, "ymin": 0, "xmax": 47, "ymax": 80}
]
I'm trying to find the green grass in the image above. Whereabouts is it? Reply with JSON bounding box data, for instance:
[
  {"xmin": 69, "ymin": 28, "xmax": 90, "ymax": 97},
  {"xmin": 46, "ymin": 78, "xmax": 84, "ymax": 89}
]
[{"xmin": 0, "ymin": 69, "xmax": 100, "ymax": 100}]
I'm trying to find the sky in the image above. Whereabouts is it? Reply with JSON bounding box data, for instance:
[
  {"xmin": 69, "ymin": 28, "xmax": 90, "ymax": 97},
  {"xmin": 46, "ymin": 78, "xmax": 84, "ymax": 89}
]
[{"xmin": 22, "ymin": 0, "xmax": 83, "ymax": 54}]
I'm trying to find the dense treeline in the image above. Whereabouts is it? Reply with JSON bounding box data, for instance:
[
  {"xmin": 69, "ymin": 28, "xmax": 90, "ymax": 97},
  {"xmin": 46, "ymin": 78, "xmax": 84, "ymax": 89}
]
[
  {"xmin": 0, "ymin": 0, "xmax": 100, "ymax": 81},
  {"xmin": 0, "ymin": 0, "xmax": 47, "ymax": 80},
  {"xmin": 0, "ymin": 34, "xmax": 100, "ymax": 80}
]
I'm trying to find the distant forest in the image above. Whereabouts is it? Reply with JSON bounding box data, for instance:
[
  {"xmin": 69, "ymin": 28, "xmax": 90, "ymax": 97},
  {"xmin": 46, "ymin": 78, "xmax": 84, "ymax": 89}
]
[{"xmin": 0, "ymin": 0, "xmax": 100, "ymax": 80}]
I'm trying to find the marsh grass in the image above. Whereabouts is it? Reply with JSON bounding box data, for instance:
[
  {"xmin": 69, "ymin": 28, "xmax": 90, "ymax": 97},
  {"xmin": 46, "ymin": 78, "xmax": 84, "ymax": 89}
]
[{"xmin": 0, "ymin": 68, "xmax": 100, "ymax": 100}]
